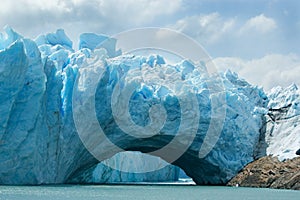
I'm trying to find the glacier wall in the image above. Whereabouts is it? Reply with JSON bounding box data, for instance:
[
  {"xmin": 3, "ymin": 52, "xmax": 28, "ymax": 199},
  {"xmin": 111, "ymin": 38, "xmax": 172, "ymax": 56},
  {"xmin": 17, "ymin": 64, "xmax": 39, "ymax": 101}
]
[
  {"xmin": 0, "ymin": 27, "xmax": 268, "ymax": 185},
  {"xmin": 255, "ymin": 84, "xmax": 300, "ymax": 161}
]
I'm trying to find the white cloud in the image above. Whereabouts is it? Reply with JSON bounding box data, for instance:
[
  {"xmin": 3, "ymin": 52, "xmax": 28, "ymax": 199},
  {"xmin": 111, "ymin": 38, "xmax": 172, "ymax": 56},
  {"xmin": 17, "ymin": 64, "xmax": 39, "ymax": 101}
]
[
  {"xmin": 0, "ymin": 0, "xmax": 182, "ymax": 21},
  {"xmin": 214, "ymin": 54, "xmax": 300, "ymax": 90},
  {"xmin": 1, "ymin": 1, "xmax": 299, "ymax": 90},
  {"xmin": 170, "ymin": 13, "xmax": 236, "ymax": 44},
  {"xmin": 170, "ymin": 13, "xmax": 277, "ymax": 46},
  {"xmin": 0, "ymin": 0, "xmax": 182, "ymax": 43},
  {"xmin": 169, "ymin": 12, "xmax": 284, "ymax": 59},
  {"xmin": 239, "ymin": 14, "xmax": 277, "ymax": 34}
]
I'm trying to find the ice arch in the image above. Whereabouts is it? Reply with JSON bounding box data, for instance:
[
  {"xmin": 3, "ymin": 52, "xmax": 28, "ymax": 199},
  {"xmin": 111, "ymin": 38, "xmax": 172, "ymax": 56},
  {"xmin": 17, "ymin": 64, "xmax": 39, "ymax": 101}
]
[{"xmin": 0, "ymin": 28, "xmax": 267, "ymax": 185}]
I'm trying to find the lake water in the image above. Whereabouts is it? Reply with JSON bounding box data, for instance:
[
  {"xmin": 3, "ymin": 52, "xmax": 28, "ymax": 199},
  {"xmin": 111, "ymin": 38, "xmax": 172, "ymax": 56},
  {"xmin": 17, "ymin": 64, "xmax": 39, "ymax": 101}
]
[{"xmin": 0, "ymin": 185, "xmax": 299, "ymax": 200}]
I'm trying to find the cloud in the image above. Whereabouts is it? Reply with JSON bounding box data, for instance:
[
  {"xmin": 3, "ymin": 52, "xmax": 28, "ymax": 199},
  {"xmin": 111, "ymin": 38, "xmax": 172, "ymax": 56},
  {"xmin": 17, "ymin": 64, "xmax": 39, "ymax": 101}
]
[
  {"xmin": 239, "ymin": 14, "xmax": 277, "ymax": 34},
  {"xmin": 170, "ymin": 13, "xmax": 236, "ymax": 44},
  {"xmin": 213, "ymin": 54, "xmax": 300, "ymax": 90},
  {"xmin": 170, "ymin": 14, "xmax": 277, "ymax": 44},
  {"xmin": 0, "ymin": 0, "xmax": 182, "ymax": 43},
  {"xmin": 1, "ymin": 1, "xmax": 299, "ymax": 90},
  {"xmin": 169, "ymin": 13, "xmax": 282, "ymax": 59}
]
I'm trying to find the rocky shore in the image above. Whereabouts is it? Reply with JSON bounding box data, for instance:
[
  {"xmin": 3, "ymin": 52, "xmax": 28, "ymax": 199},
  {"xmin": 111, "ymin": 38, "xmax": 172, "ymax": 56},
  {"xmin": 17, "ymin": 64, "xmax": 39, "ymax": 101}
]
[{"xmin": 227, "ymin": 156, "xmax": 300, "ymax": 190}]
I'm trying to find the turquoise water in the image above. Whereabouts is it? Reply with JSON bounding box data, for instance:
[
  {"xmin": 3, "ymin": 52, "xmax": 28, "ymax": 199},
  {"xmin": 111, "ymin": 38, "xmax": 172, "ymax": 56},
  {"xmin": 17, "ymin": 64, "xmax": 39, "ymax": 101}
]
[{"xmin": 0, "ymin": 185, "xmax": 299, "ymax": 200}]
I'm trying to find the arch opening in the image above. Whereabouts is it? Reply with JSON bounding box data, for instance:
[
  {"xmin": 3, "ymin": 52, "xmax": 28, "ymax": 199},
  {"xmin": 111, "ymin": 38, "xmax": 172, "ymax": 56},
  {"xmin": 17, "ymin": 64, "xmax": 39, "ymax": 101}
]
[{"xmin": 68, "ymin": 151, "xmax": 195, "ymax": 185}]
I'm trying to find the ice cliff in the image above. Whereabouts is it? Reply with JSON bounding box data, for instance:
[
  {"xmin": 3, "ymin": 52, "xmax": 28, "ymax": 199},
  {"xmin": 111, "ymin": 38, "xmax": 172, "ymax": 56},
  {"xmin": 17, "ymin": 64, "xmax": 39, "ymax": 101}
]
[
  {"xmin": 0, "ymin": 27, "xmax": 295, "ymax": 185},
  {"xmin": 0, "ymin": 27, "xmax": 179, "ymax": 184},
  {"xmin": 255, "ymin": 84, "xmax": 300, "ymax": 161}
]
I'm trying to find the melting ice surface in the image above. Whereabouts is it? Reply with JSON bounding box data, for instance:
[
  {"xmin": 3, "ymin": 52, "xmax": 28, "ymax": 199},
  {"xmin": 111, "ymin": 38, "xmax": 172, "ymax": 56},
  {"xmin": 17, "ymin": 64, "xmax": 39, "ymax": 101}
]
[{"xmin": 0, "ymin": 27, "xmax": 299, "ymax": 185}]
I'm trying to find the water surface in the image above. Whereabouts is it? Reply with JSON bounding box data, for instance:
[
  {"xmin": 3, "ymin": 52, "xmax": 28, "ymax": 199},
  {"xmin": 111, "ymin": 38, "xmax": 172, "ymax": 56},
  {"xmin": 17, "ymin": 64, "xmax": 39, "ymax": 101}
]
[{"xmin": 0, "ymin": 185, "xmax": 299, "ymax": 200}]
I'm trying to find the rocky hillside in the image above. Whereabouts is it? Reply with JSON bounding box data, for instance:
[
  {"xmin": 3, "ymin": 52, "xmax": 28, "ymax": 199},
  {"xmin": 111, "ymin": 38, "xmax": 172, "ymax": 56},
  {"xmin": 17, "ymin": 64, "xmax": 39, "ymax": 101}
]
[{"xmin": 227, "ymin": 156, "xmax": 300, "ymax": 190}]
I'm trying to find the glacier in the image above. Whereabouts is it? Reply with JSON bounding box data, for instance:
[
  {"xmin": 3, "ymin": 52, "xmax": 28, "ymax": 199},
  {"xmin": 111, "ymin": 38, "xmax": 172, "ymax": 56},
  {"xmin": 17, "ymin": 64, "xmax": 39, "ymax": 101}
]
[
  {"xmin": 255, "ymin": 84, "xmax": 300, "ymax": 161},
  {"xmin": 0, "ymin": 27, "xmax": 298, "ymax": 185}
]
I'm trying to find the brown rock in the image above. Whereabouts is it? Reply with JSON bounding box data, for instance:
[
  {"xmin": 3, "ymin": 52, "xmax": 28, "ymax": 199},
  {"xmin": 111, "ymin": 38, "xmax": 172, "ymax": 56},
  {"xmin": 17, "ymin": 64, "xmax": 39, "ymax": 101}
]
[{"xmin": 227, "ymin": 156, "xmax": 300, "ymax": 190}]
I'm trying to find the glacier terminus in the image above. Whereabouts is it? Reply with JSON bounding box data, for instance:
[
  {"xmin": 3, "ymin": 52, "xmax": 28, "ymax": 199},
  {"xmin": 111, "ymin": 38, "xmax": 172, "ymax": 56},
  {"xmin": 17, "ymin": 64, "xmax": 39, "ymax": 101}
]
[{"xmin": 0, "ymin": 27, "xmax": 299, "ymax": 185}]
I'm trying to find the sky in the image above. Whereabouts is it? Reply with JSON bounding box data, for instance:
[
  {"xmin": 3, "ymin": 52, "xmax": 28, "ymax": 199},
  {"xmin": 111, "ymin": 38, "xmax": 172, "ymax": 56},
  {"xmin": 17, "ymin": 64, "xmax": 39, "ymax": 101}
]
[{"xmin": 0, "ymin": 0, "xmax": 299, "ymax": 90}]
